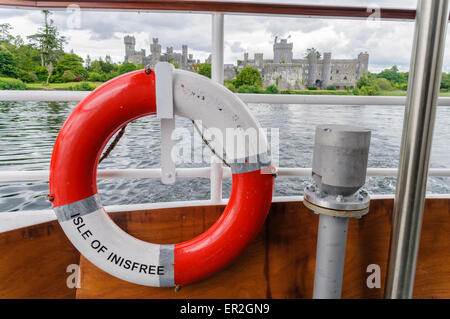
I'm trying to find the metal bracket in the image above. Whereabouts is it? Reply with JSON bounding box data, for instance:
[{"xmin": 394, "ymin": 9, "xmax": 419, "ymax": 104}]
[{"xmin": 155, "ymin": 62, "xmax": 176, "ymax": 184}]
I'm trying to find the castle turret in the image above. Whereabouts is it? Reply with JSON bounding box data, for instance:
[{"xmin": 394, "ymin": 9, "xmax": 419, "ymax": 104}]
[
  {"xmin": 182, "ymin": 45, "xmax": 188, "ymax": 69},
  {"xmin": 307, "ymin": 52, "xmax": 318, "ymax": 86},
  {"xmin": 357, "ymin": 52, "xmax": 369, "ymax": 78},
  {"xmin": 322, "ymin": 52, "xmax": 332, "ymax": 88},
  {"xmin": 273, "ymin": 38, "xmax": 293, "ymax": 64},
  {"xmin": 254, "ymin": 53, "xmax": 264, "ymax": 69},
  {"xmin": 243, "ymin": 52, "xmax": 249, "ymax": 66},
  {"xmin": 124, "ymin": 35, "xmax": 136, "ymax": 62},
  {"xmin": 150, "ymin": 38, "xmax": 161, "ymax": 64}
]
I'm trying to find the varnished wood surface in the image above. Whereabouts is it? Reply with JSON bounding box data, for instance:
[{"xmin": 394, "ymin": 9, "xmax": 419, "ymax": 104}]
[
  {"xmin": 0, "ymin": 1, "xmax": 420, "ymax": 20},
  {"xmin": 0, "ymin": 220, "xmax": 80, "ymax": 298},
  {"xmin": 0, "ymin": 198, "xmax": 449, "ymax": 298}
]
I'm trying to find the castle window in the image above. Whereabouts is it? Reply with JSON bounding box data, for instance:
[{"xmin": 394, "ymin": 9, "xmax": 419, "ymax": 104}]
[
  {"xmin": 336, "ymin": 70, "xmax": 339, "ymax": 74},
  {"xmin": 344, "ymin": 76, "xmax": 348, "ymax": 80}
]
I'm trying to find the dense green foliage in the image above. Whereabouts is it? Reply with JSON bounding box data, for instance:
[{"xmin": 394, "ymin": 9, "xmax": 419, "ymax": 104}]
[
  {"xmin": 198, "ymin": 63, "xmax": 211, "ymax": 78},
  {"xmin": 376, "ymin": 65, "xmax": 408, "ymax": 90},
  {"xmin": 235, "ymin": 67, "xmax": 262, "ymax": 88},
  {"xmin": 305, "ymin": 48, "xmax": 321, "ymax": 59},
  {"xmin": 54, "ymin": 53, "xmax": 87, "ymax": 82},
  {"xmin": 0, "ymin": 77, "xmax": 27, "ymax": 90},
  {"xmin": 441, "ymin": 72, "xmax": 450, "ymax": 91},
  {"xmin": 0, "ymin": 50, "xmax": 18, "ymax": 78}
]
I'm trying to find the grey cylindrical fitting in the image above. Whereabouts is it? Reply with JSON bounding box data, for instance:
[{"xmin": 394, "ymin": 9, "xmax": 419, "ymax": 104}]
[{"xmin": 312, "ymin": 124, "xmax": 371, "ymax": 196}]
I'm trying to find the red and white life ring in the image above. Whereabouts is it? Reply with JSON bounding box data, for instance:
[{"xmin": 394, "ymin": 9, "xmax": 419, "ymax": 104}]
[{"xmin": 49, "ymin": 68, "xmax": 274, "ymax": 287}]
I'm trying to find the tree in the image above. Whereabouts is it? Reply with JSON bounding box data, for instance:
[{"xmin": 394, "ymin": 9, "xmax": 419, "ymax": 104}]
[
  {"xmin": 0, "ymin": 23, "xmax": 13, "ymax": 44},
  {"xmin": 118, "ymin": 62, "xmax": 137, "ymax": 75},
  {"xmin": 376, "ymin": 65, "xmax": 408, "ymax": 90},
  {"xmin": 61, "ymin": 70, "xmax": 76, "ymax": 82},
  {"xmin": 27, "ymin": 10, "xmax": 66, "ymax": 84},
  {"xmin": 85, "ymin": 55, "xmax": 92, "ymax": 71},
  {"xmin": 441, "ymin": 72, "xmax": 450, "ymax": 91},
  {"xmin": 305, "ymin": 48, "xmax": 321, "ymax": 59},
  {"xmin": 353, "ymin": 73, "xmax": 380, "ymax": 96},
  {"xmin": 55, "ymin": 53, "xmax": 87, "ymax": 80},
  {"xmin": 198, "ymin": 63, "xmax": 211, "ymax": 78},
  {"xmin": 0, "ymin": 50, "xmax": 19, "ymax": 77},
  {"xmin": 235, "ymin": 66, "xmax": 262, "ymax": 88}
]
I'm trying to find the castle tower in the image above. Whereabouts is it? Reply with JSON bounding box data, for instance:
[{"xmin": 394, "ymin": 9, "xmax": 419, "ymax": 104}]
[
  {"xmin": 322, "ymin": 52, "xmax": 332, "ymax": 88},
  {"xmin": 150, "ymin": 38, "xmax": 161, "ymax": 64},
  {"xmin": 182, "ymin": 45, "xmax": 188, "ymax": 69},
  {"xmin": 273, "ymin": 38, "xmax": 293, "ymax": 64},
  {"xmin": 254, "ymin": 53, "xmax": 264, "ymax": 69},
  {"xmin": 357, "ymin": 52, "xmax": 369, "ymax": 78},
  {"xmin": 243, "ymin": 52, "xmax": 249, "ymax": 67},
  {"xmin": 307, "ymin": 52, "xmax": 318, "ymax": 86},
  {"xmin": 124, "ymin": 35, "xmax": 136, "ymax": 62}
]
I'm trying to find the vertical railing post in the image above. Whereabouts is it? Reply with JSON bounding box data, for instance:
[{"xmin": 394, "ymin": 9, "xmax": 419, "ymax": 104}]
[
  {"xmin": 385, "ymin": 0, "xmax": 449, "ymax": 299},
  {"xmin": 210, "ymin": 12, "xmax": 225, "ymax": 204}
]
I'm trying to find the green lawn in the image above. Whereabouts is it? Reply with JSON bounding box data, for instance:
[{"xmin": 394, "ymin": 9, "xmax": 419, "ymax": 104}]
[
  {"xmin": 26, "ymin": 81, "xmax": 103, "ymax": 90},
  {"xmin": 380, "ymin": 90, "xmax": 450, "ymax": 97}
]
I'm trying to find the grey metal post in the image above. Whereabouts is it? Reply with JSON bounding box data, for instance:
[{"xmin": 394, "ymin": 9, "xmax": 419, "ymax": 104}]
[
  {"xmin": 304, "ymin": 125, "xmax": 371, "ymax": 299},
  {"xmin": 313, "ymin": 215, "xmax": 349, "ymax": 299},
  {"xmin": 385, "ymin": 0, "xmax": 449, "ymax": 299}
]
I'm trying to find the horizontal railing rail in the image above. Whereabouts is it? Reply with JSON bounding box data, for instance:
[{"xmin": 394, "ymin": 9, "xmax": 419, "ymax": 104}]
[
  {"xmin": 2, "ymin": 91, "xmax": 450, "ymax": 106},
  {"xmin": 0, "ymin": 167, "xmax": 450, "ymax": 182}
]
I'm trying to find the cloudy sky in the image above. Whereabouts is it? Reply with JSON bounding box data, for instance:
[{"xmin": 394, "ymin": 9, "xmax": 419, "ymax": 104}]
[{"xmin": 1, "ymin": 0, "xmax": 449, "ymax": 72}]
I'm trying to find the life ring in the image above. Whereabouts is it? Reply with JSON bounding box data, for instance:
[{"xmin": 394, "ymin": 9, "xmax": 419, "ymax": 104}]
[{"xmin": 49, "ymin": 68, "xmax": 274, "ymax": 287}]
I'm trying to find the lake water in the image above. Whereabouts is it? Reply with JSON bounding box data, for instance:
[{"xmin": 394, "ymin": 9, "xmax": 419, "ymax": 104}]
[{"xmin": 0, "ymin": 101, "xmax": 449, "ymax": 212}]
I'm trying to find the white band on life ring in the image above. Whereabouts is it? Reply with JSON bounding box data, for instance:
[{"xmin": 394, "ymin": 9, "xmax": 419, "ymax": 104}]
[{"xmin": 56, "ymin": 195, "xmax": 174, "ymax": 286}]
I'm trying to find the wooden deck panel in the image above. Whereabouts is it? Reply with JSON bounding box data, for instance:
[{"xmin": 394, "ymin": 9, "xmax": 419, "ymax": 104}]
[{"xmin": 0, "ymin": 198, "xmax": 449, "ymax": 298}]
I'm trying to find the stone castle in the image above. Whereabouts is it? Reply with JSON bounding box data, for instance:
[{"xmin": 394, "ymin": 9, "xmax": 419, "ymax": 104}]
[
  {"xmin": 124, "ymin": 35, "xmax": 199, "ymax": 71},
  {"xmin": 239, "ymin": 37, "xmax": 369, "ymax": 90},
  {"xmin": 124, "ymin": 35, "xmax": 368, "ymax": 90}
]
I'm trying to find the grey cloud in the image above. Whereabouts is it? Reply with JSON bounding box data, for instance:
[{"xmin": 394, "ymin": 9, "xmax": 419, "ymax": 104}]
[{"xmin": 227, "ymin": 41, "xmax": 244, "ymax": 53}]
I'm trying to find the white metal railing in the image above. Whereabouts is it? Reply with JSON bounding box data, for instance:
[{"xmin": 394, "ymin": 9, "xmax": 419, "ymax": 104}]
[
  {"xmin": 2, "ymin": 90, "xmax": 450, "ymax": 106},
  {"xmin": 1, "ymin": 167, "xmax": 450, "ymax": 183}
]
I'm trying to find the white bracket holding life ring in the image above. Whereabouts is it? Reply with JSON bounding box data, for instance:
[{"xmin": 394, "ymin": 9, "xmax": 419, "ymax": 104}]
[{"xmin": 155, "ymin": 62, "xmax": 176, "ymax": 185}]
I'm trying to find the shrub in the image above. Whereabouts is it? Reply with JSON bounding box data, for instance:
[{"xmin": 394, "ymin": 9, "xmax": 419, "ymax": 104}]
[
  {"xmin": 326, "ymin": 85, "xmax": 336, "ymax": 90},
  {"xmin": 118, "ymin": 62, "xmax": 137, "ymax": 75},
  {"xmin": 19, "ymin": 70, "xmax": 37, "ymax": 83},
  {"xmin": 74, "ymin": 76, "xmax": 83, "ymax": 82},
  {"xmin": 49, "ymin": 74, "xmax": 62, "ymax": 83},
  {"xmin": 0, "ymin": 77, "xmax": 27, "ymax": 90},
  {"xmin": 235, "ymin": 67, "xmax": 262, "ymax": 88},
  {"xmin": 34, "ymin": 66, "xmax": 48, "ymax": 82},
  {"xmin": 88, "ymin": 72, "xmax": 102, "ymax": 81},
  {"xmin": 61, "ymin": 70, "xmax": 76, "ymax": 83},
  {"xmin": 226, "ymin": 84, "xmax": 236, "ymax": 92},
  {"xmin": 68, "ymin": 81, "xmax": 96, "ymax": 91},
  {"xmin": 0, "ymin": 50, "xmax": 19, "ymax": 78},
  {"xmin": 198, "ymin": 63, "xmax": 211, "ymax": 78},
  {"xmin": 237, "ymin": 84, "xmax": 261, "ymax": 93},
  {"xmin": 307, "ymin": 86, "xmax": 317, "ymax": 90},
  {"xmin": 265, "ymin": 84, "xmax": 279, "ymax": 94},
  {"xmin": 376, "ymin": 78, "xmax": 394, "ymax": 91}
]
